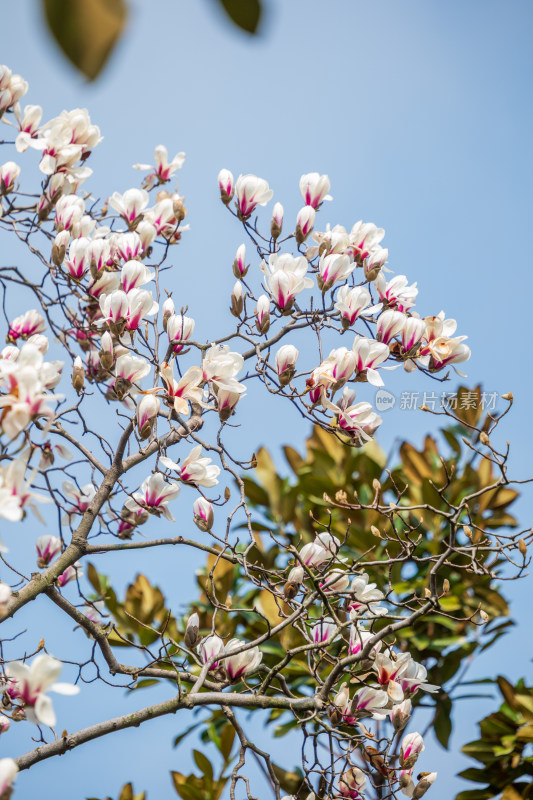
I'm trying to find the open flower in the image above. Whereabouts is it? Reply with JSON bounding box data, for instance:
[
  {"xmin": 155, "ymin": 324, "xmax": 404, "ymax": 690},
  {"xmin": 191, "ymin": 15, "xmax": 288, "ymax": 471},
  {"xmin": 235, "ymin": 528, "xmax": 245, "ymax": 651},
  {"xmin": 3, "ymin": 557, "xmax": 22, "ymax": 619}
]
[
  {"xmin": 224, "ymin": 639, "xmax": 262, "ymax": 680},
  {"xmin": 299, "ymin": 532, "xmax": 340, "ymax": 567},
  {"xmin": 299, "ymin": 173, "xmax": 332, "ymax": 208},
  {"xmin": 161, "ymin": 445, "xmax": 220, "ymax": 488},
  {"xmin": 133, "ymin": 145, "xmax": 185, "ymax": 189},
  {"xmin": 0, "ymin": 759, "xmax": 18, "ymax": 796},
  {"xmin": 261, "ymin": 253, "xmax": 313, "ymax": 312},
  {"xmin": 235, "ymin": 174, "xmax": 273, "ymax": 218},
  {"xmin": 5, "ymin": 654, "xmax": 79, "ymax": 726},
  {"xmin": 133, "ymin": 473, "xmax": 180, "ymax": 520},
  {"xmin": 197, "ymin": 634, "xmax": 224, "ymax": 669},
  {"xmin": 36, "ymin": 534, "xmax": 62, "ymax": 567}
]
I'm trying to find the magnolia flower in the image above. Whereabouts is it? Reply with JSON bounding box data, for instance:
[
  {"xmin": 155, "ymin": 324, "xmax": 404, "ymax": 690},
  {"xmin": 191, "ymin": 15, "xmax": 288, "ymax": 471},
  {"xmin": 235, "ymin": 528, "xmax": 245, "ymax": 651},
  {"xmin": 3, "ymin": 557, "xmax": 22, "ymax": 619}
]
[
  {"xmin": 255, "ymin": 294, "xmax": 270, "ymax": 334},
  {"xmin": 218, "ymin": 169, "xmax": 234, "ymax": 204},
  {"xmin": 121, "ymin": 261, "xmax": 154, "ymax": 293},
  {"xmin": 0, "ymin": 160, "xmax": 20, "ymax": 193},
  {"xmin": 114, "ymin": 354, "xmax": 151, "ymax": 389},
  {"xmin": 224, "ymin": 639, "xmax": 262, "ymax": 680},
  {"xmin": 261, "ymin": 253, "xmax": 313, "ymax": 312},
  {"xmin": 133, "ymin": 473, "xmax": 181, "ymax": 520},
  {"xmin": 400, "ymin": 732, "xmax": 425, "ymax": 768},
  {"xmin": 167, "ymin": 314, "xmax": 195, "ymax": 353},
  {"xmin": 235, "ymin": 173, "xmax": 273, "ymax": 218},
  {"xmin": 300, "ymin": 532, "xmax": 340, "ymax": 567},
  {"xmin": 351, "ymin": 686, "xmax": 389, "ymax": 717},
  {"xmin": 349, "ymin": 573, "xmax": 387, "ymax": 616},
  {"xmin": 0, "ymin": 759, "xmax": 18, "ymax": 796},
  {"xmin": 318, "ymin": 253, "xmax": 355, "ymax": 290},
  {"xmin": 335, "ymin": 285, "xmax": 377, "ymax": 326},
  {"xmin": 57, "ymin": 561, "xmax": 83, "ymax": 587},
  {"xmin": 215, "ymin": 383, "xmax": 245, "ymax": 421},
  {"xmin": 390, "ymin": 698, "xmax": 412, "ymax": 732},
  {"xmin": 54, "ymin": 195, "xmax": 85, "ymax": 232},
  {"xmin": 271, "ymin": 201, "xmax": 284, "ymax": 239},
  {"xmin": 109, "ymin": 188, "xmax": 149, "ymax": 224},
  {"xmin": 125, "ymin": 288, "xmax": 159, "ymax": 332},
  {"xmin": 299, "ymin": 173, "xmax": 332, "ymax": 208},
  {"xmin": 374, "ymin": 652, "xmax": 411, "ymax": 701},
  {"xmin": 352, "ymin": 338, "xmax": 390, "ymax": 386},
  {"xmin": 7, "ymin": 309, "xmax": 45, "ymax": 341},
  {"xmin": 324, "ymin": 396, "xmax": 383, "ymax": 443},
  {"xmin": 62, "ymin": 481, "xmax": 96, "ymax": 521},
  {"xmin": 230, "ymin": 281, "xmax": 244, "ymax": 317},
  {"xmin": 396, "ymin": 657, "xmax": 439, "ymax": 696},
  {"xmin": 411, "ymin": 771, "xmax": 437, "ymax": 798},
  {"xmin": 197, "ymin": 634, "xmax": 224, "ymax": 669},
  {"xmin": 64, "ymin": 237, "xmax": 90, "ymax": 280},
  {"xmin": 133, "ymin": 145, "xmax": 185, "ymax": 188},
  {"xmin": 0, "ymin": 715, "xmax": 10, "ymax": 734},
  {"xmin": 5, "ymin": 654, "xmax": 79, "ymax": 726},
  {"xmin": 183, "ymin": 612, "xmax": 200, "ymax": 649},
  {"xmin": 348, "ymin": 626, "xmax": 381, "ymax": 656},
  {"xmin": 320, "ymin": 569, "xmax": 350, "ymax": 593},
  {"xmin": 113, "ymin": 231, "xmax": 142, "ymax": 262},
  {"xmin": 203, "ymin": 344, "xmax": 244, "ymax": 391},
  {"xmin": 275, "ymin": 344, "xmax": 299, "ymax": 386},
  {"xmin": 339, "ymin": 767, "xmax": 366, "ymax": 799},
  {"xmin": 159, "ymin": 362, "xmax": 204, "ymax": 415},
  {"xmin": 401, "ymin": 317, "xmax": 426, "ymax": 352},
  {"xmin": 349, "ymin": 221, "xmax": 386, "ymax": 264},
  {"xmin": 36, "ymin": 534, "xmax": 62, "ymax": 567},
  {"xmin": 0, "ymin": 449, "xmax": 51, "ymax": 522},
  {"xmin": 137, "ymin": 395, "xmax": 160, "ymax": 440},
  {"xmin": 233, "ymin": 243, "xmax": 247, "ymax": 278},
  {"xmin": 161, "ymin": 445, "xmax": 220, "ymax": 488},
  {"xmin": 377, "ymin": 309, "xmax": 406, "ymax": 344},
  {"xmin": 375, "ymin": 273, "xmax": 418, "ymax": 312},
  {"xmin": 312, "ymin": 617, "xmax": 337, "ymax": 644},
  {"xmin": 295, "ymin": 205, "xmax": 316, "ymax": 243},
  {"xmin": 193, "ymin": 497, "xmax": 214, "ymax": 531}
]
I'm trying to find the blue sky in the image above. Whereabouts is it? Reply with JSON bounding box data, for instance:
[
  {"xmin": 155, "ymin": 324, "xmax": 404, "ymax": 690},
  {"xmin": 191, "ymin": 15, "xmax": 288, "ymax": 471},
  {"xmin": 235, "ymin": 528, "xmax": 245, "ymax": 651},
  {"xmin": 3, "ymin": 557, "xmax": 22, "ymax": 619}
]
[{"xmin": 1, "ymin": 0, "xmax": 532, "ymax": 797}]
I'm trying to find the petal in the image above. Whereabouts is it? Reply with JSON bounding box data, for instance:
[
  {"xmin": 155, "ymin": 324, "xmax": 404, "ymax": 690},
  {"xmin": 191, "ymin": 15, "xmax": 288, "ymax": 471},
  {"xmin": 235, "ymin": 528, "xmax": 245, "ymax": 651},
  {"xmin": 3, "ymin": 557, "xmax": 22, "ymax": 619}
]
[
  {"xmin": 35, "ymin": 693, "xmax": 56, "ymax": 727},
  {"xmin": 51, "ymin": 682, "xmax": 80, "ymax": 696}
]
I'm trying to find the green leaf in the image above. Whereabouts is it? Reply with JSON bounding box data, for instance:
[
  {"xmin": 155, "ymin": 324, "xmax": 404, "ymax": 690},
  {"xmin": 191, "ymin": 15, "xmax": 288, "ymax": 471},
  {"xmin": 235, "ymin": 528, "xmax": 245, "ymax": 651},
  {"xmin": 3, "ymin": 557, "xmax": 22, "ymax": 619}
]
[
  {"xmin": 42, "ymin": 0, "xmax": 127, "ymax": 81},
  {"xmin": 193, "ymin": 750, "xmax": 214, "ymax": 782},
  {"xmin": 216, "ymin": 0, "xmax": 262, "ymax": 34}
]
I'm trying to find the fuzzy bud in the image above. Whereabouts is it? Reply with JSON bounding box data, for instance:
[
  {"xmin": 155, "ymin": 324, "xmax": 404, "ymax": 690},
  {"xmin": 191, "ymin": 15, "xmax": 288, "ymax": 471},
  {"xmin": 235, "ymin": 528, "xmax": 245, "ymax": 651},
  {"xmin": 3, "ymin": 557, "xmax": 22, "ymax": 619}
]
[
  {"xmin": 71, "ymin": 356, "xmax": 85, "ymax": 393},
  {"xmin": 230, "ymin": 280, "xmax": 244, "ymax": 317},
  {"xmin": 271, "ymin": 202, "xmax": 284, "ymax": 240},
  {"xmin": 184, "ymin": 612, "xmax": 200, "ymax": 649}
]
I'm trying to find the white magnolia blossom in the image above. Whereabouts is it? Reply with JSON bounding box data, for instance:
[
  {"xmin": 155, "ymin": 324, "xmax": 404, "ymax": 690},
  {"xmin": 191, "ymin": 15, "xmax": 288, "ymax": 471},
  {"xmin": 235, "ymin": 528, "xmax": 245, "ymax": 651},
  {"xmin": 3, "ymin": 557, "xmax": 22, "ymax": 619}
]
[
  {"xmin": 261, "ymin": 253, "xmax": 314, "ymax": 311},
  {"xmin": 5, "ymin": 654, "xmax": 79, "ymax": 726},
  {"xmin": 224, "ymin": 639, "xmax": 263, "ymax": 680},
  {"xmin": 0, "ymin": 759, "xmax": 18, "ymax": 795},
  {"xmin": 161, "ymin": 445, "xmax": 220, "ymax": 488},
  {"xmin": 235, "ymin": 173, "xmax": 273, "ymax": 217}
]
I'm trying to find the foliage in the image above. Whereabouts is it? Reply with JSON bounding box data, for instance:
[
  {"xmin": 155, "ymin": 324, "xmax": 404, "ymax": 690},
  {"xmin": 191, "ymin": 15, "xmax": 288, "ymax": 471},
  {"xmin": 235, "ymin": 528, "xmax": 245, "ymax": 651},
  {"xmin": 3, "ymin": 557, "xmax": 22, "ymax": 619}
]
[
  {"xmin": 41, "ymin": 0, "xmax": 262, "ymax": 81},
  {"xmin": 457, "ymin": 677, "xmax": 533, "ymax": 800}
]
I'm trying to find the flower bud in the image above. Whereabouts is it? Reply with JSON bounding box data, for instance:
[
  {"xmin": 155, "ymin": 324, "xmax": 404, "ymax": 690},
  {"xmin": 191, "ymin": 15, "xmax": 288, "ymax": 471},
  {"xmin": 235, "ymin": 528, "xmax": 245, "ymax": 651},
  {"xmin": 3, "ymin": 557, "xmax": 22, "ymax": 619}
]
[
  {"xmin": 271, "ymin": 202, "xmax": 284, "ymax": 240},
  {"xmin": 0, "ymin": 161, "xmax": 20, "ymax": 194},
  {"xmin": 51, "ymin": 230, "xmax": 70, "ymax": 267},
  {"xmin": 230, "ymin": 280, "xmax": 244, "ymax": 317},
  {"xmin": 295, "ymin": 205, "xmax": 316, "ymax": 245},
  {"xmin": 0, "ymin": 714, "xmax": 11, "ymax": 734},
  {"xmin": 412, "ymin": 772, "xmax": 437, "ymax": 799},
  {"xmin": 391, "ymin": 699, "xmax": 412, "ymax": 732},
  {"xmin": 275, "ymin": 344, "xmax": 299, "ymax": 386},
  {"xmin": 162, "ymin": 297, "xmax": 175, "ymax": 330},
  {"xmin": 218, "ymin": 169, "xmax": 234, "ymax": 205},
  {"xmin": 137, "ymin": 395, "xmax": 160, "ymax": 440},
  {"xmin": 232, "ymin": 244, "xmax": 248, "ymax": 278},
  {"xmin": 193, "ymin": 497, "xmax": 214, "ymax": 531},
  {"xmin": 255, "ymin": 294, "xmax": 270, "ymax": 335},
  {"xmin": 184, "ymin": 612, "xmax": 200, "ymax": 649},
  {"xmin": 284, "ymin": 564, "xmax": 305, "ymax": 601},
  {"xmin": 71, "ymin": 356, "xmax": 85, "ymax": 394},
  {"xmin": 400, "ymin": 732, "xmax": 425, "ymax": 769},
  {"xmin": 99, "ymin": 330, "xmax": 114, "ymax": 370},
  {"xmin": 36, "ymin": 535, "xmax": 62, "ymax": 568}
]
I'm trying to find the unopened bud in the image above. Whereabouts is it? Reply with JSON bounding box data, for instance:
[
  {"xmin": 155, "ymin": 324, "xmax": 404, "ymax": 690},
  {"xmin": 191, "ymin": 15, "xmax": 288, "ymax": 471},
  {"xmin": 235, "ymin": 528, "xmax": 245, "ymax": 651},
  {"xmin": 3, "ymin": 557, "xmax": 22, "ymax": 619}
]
[
  {"xmin": 255, "ymin": 294, "xmax": 270, "ymax": 335},
  {"xmin": 295, "ymin": 205, "xmax": 316, "ymax": 245},
  {"xmin": 271, "ymin": 202, "xmax": 284, "ymax": 240},
  {"xmin": 232, "ymin": 244, "xmax": 248, "ymax": 279},
  {"xmin": 193, "ymin": 497, "xmax": 214, "ymax": 532},
  {"xmin": 501, "ymin": 392, "xmax": 513, "ymax": 402},
  {"xmin": 442, "ymin": 578, "xmax": 450, "ymax": 594},
  {"xmin": 184, "ymin": 612, "xmax": 200, "ymax": 649},
  {"xmin": 51, "ymin": 230, "xmax": 70, "ymax": 267},
  {"xmin": 172, "ymin": 194, "xmax": 187, "ymax": 221},
  {"xmin": 162, "ymin": 297, "xmax": 175, "ymax": 330},
  {"xmin": 479, "ymin": 431, "xmax": 490, "ymax": 446},
  {"xmin": 218, "ymin": 169, "xmax": 234, "ymax": 205},
  {"xmin": 71, "ymin": 356, "xmax": 85, "ymax": 393},
  {"xmin": 230, "ymin": 280, "xmax": 244, "ymax": 317}
]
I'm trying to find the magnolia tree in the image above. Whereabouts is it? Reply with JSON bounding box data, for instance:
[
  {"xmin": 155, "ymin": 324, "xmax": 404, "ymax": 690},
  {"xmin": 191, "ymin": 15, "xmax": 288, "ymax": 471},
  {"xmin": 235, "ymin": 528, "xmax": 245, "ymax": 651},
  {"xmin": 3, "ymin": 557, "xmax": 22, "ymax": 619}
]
[{"xmin": 0, "ymin": 64, "xmax": 530, "ymax": 800}]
